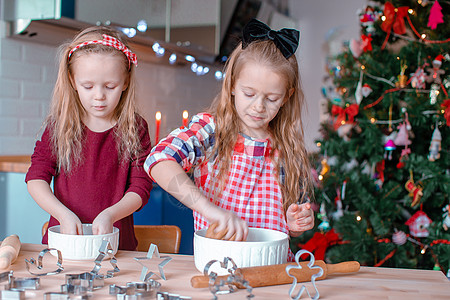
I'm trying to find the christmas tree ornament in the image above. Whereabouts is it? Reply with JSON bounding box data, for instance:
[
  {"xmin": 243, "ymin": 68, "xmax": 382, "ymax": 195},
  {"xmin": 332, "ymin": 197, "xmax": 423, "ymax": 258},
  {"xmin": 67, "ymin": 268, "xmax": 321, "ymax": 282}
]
[
  {"xmin": 394, "ymin": 122, "xmax": 412, "ymax": 146},
  {"xmin": 427, "ymin": 0, "xmax": 444, "ymax": 30},
  {"xmin": 350, "ymin": 39, "xmax": 363, "ymax": 58},
  {"xmin": 319, "ymin": 157, "xmax": 330, "ymax": 179},
  {"xmin": 405, "ymin": 210, "xmax": 432, "ymax": 237},
  {"xmin": 361, "ymin": 34, "xmax": 373, "ymax": 52},
  {"xmin": 442, "ymin": 204, "xmax": 450, "ymax": 231},
  {"xmin": 410, "ymin": 66, "xmax": 426, "ymax": 89},
  {"xmin": 317, "ymin": 203, "xmax": 331, "ymax": 232},
  {"xmin": 405, "ymin": 171, "xmax": 423, "ymax": 207},
  {"xmin": 426, "ymin": 55, "xmax": 445, "ymax": 85},
  {"xmin": 355, "ymin": 71, "xmax": 363, "ymax": 105},
  {"xmin": 384, "ymin": 139, "xmax": 396, "ymax": 160},
  {"xmin": 360, "ymin": 6, "xmax": 377, "ymax": 33},
  {"xmin": 380, "ymin": 2, "xmax": 409, "ymax": 49},
  {"xmin": 392, "ymin": 230, "xmax": 407, "ymax": 245},
  {"xmin": 429, "ymin": 83, "xmax": 440, "ymax": 105},
  {"xmin": 428, "ymin": 124, "xmax": 442, "ymax": 161},
  {"xmin": 361, "ymin": 83, "xmax": 372, "ymax": 97},
  {"xmin": 442, "ymin": 99, "xmax": 450, "ymax": 126},
  {"xmin": 396, "ymin": 61, "xmax": 408, "ymax": 88}
]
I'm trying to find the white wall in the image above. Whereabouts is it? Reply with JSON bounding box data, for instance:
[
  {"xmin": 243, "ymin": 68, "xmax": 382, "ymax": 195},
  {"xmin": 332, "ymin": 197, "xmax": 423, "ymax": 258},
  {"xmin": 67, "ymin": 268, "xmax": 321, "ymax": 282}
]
[{"xmin": 290, "ymin": 0, "xmax": 365, "ymax": 151}]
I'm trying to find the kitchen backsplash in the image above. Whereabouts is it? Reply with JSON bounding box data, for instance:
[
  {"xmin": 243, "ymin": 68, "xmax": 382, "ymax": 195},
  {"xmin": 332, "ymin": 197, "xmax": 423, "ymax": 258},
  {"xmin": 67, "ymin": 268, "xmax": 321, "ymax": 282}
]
[{"xmin": 0, "ymin": 26, "xmax": 221, "ymax": 154}]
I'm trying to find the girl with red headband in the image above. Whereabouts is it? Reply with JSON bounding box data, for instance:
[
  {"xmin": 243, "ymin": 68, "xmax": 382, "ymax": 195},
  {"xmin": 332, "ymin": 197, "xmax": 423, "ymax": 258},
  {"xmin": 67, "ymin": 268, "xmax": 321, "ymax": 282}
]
[
  {"xmin": 26, "ymin": 26, "xmax": 152, "ymax": 250},
  {"xmin": 145, "ymin": 19, "xmax": 314, "ymax": 260}
]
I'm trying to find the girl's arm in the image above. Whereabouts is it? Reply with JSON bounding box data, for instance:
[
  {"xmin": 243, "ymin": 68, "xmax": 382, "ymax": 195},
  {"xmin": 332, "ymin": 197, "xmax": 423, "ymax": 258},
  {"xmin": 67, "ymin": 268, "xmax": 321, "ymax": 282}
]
[
  {"xmin": 150, "ymin": 160, "xmax": 248, "ymax": 241},
  {"xmin": 92, "ymin": 192, "xmax": 143, "ymax": 235},
  {"xmin": 27, "ymin": 179, "xmax": 83, "ymax": 235}
]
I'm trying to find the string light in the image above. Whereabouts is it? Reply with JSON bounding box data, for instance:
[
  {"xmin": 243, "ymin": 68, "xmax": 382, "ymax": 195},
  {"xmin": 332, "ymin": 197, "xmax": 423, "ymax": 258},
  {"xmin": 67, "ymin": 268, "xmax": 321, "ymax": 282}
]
[
  {"xmin": 316, "ymin": 142, "xmax": 322, "ymax": 147},
  {"xmin": 370, "ymin": 117, "xmax": 376, "ymax": 123},
  {"xmin": 318, "ymin": 174, "xmax": 324, "ymax": 181},
  {"xmin": 168, "ymin": 53, "xmax": 177, "ymax": 64},
  {"xmin": 136, "ymin": 20, "xmax": 147, "ymax": 32},
  {"xmin": 356, "ymin": 215, "xmax": 362, "ymax": 221},
  {"xmin": 185, "ymin": 55, "xmax": 195, "ymax": 62},
  {"xmin": 421, "ymin": 34, "xmax": 427, "ymax": 39},
  {"xmin": 381, "ymin": 15, "xmax": 386, "ymax": 21}
]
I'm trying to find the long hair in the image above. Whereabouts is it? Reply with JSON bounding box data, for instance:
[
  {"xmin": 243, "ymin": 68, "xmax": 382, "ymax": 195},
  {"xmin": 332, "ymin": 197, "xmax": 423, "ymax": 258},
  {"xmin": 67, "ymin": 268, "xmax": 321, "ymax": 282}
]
[
  {"xmin": 208, "ymin": 40, "xmax": 313, "ymax": 211},
  {"xmin": 46, "ymin": 26, "xmax": 141, "ymax": 172}
]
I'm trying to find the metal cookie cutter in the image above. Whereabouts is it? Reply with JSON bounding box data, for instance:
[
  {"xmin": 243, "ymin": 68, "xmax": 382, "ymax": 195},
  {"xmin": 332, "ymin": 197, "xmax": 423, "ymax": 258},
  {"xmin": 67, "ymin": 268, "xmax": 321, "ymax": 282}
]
[
  {"xmin": 203, "ymin": 257, "xmax": 253, "ymax": 300},
  {"xmin": 25, "ymin": 248, "xmax": 64, "ymax": 276},
  {"xmin": 1, "ymin": 288, "xmax": 26, "ymax": 300},
  {"xmin": 109, "ymin": 280, "xmax": 161, "ymax": 299},
  {"xmin": 65, "ymin": 272, "xmax": 104, "ymax": 292},
  {"xmin": 10, "ymin": 276, "xmax": 40, "ymax": 290},
  {"xmin": 286, "ymin": 249, "xmax": 324, "ymax": 300},
  {"xmin": 43, "ymin": 292, "xmax": 90, "ymax": 300},
  {"xmin": 156, "ymin": 292, "xmax": 192, "ymax": 300},
  {"xmin": 0, "ymin": 271, "xmax": 13, "ymax": 290},
  {"xmin": 134, "ymin": 244, "xmax": 172, "ymax": 281},
  {"xmin": 90, "ymin": 240, "xmax": 120, "ymax": 278}
]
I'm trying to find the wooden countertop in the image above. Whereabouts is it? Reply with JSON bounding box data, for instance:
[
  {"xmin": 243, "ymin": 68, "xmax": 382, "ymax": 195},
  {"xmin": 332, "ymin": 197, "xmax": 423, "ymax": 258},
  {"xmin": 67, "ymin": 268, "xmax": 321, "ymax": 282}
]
[
  {"xmin": 1, "ymin": 243, "xmax": 449, "ymax": 299},
  {"xmin": 0, "ymin": 155, "xmax": 31, "ymax": 173}
]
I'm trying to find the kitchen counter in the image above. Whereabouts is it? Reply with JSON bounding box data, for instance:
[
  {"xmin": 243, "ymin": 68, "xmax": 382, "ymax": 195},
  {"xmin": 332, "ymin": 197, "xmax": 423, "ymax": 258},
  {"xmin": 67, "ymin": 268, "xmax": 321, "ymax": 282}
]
[
  {"xmin": 0, "ymin": 155, "xmax": 30, "ymax": 173},
  {"xmin": 2, "ymin": 243, "xmax": 449, "ymax": 299}
]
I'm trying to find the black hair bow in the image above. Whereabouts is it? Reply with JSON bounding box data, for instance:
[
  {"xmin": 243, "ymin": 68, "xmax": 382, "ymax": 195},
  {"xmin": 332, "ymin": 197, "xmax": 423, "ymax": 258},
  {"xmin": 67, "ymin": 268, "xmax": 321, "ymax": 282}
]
[{"xmin": 242, "ymin": 19, "xmax": 300, "ymax": 59}]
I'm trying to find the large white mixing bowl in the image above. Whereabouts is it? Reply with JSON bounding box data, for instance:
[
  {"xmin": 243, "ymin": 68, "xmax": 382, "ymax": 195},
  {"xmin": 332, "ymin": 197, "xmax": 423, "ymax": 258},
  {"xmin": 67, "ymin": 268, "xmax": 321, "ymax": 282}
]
[
  {"xmin": 194, "ymin": 227, "xmax": 289, "ymax": 275},
  {"xmin": 48, "ymin": 224, "xmax": 119, "ymax": 260}
]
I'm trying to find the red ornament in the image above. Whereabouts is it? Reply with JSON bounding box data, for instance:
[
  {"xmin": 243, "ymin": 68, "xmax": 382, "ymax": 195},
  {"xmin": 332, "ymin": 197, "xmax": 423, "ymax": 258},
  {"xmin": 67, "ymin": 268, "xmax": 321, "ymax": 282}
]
[
  {"xmin": 441, "ymin": 99, "xmax": 450, "ymax": 127},
  {"xmin": 361, "ymin": 34, "xmax": 373, "ymax": 52},
  {"xmin": 381, "ymin": 2, "xmax": 409, "ymax": 35},
  {"xmin": 298, "ymin": 229, "xmax": 340, "ymax": 260},
  {"xmin": 405, "ymin": 211, "xmax": 432, "ymax": 238}
]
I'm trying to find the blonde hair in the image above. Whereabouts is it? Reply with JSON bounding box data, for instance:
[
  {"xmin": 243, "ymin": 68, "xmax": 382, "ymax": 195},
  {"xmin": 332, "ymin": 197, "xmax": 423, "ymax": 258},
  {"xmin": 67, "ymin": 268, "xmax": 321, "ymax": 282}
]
[
  {"xmin": 208, "ymin": 40, "xmax": 313, "ymax": 211},
  {"xmin": 46, "ymin": 26, "xmax": 142, "ymax": 172}
]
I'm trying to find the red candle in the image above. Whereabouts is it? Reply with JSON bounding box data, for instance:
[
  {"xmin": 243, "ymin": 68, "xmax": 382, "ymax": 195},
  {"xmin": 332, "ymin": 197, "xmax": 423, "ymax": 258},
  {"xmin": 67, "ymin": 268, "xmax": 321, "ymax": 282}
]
[
  {"xmin": 155, "ymin": 111, "xmax": 161, "ymax": 143},
  {"xmin": 182, "ymin": 110, "xmax": 189, "ymax": 127}
]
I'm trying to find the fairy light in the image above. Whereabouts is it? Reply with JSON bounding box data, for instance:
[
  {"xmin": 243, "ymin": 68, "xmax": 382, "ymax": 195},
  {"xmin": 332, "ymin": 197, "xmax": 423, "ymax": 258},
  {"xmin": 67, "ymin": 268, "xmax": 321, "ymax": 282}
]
[
  {"xmin": 381, "ymin": 15, "xmax": 386, "ymax": 21},
  {"xmin": 408, "ymin": 9, "xmax": 414, "ymax": 14},
  {"xmin": 341, "ymin": 120, "xmax": 346, "ymax": 125},
  {"xmin": 421, "ymin": 34, "xmax": 427, "ymax": 39},
  {"xmin": 318, "ymin": 174, "xmax": 324, "ymax": 181},
  {"xmin": 169, "ymin": 53, "xmax": 177, "ymax": 64},
  {"xmin": 442, "ymin": 109, "xmax": 445, "ymax": 114},
  {"xmin": 316, "ymin": 142, "xmax": 322, "ymax": 147},
  {"xmin": 370, "ymin": 117, "xmax": 376, "ymax": 123},
  {"xmin": 356, "ymin": 215, "xmax": 362, "ymax": 221},
  {"xmin": 361, "ymin": 65, "xmax": 366, "ymax": 70},
  {"xmin": 185, "ymin": 55, "xmax": 195, "ymax": 62}
]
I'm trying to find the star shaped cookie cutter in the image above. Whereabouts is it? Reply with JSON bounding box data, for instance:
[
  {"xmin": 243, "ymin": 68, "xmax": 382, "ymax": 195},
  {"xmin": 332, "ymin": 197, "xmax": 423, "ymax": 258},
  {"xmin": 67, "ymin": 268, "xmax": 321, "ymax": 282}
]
[
  {"xmin": 286, "ymin": 249, "xmax": 324, "ymax": 300},
  {"xmin": 134, "ymin": 244, "xmax": 172, "ymax": 281}
]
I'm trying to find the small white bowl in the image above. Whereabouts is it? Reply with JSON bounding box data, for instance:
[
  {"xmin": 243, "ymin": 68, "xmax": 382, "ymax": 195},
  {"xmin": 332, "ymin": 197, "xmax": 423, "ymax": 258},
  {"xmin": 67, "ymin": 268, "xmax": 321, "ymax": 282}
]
[
  {"xmin": 48, "ymin": 224, "xmax": 119, "ymax": 260},
  {"xmin": 194, "ymin": 227, "xmax": 288, "ymax": 275}
]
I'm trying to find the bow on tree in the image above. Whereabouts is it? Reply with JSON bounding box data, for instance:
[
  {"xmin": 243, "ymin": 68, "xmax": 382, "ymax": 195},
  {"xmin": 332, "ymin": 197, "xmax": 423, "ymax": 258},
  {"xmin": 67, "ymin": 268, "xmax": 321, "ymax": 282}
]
[
  {"xmin": 442, "ymin": 99, "xmax": 450, "ymax": 126},
  {"xmin": 331, "ymin": 104, "xmax": 359, "ymax": 130},
  {"xmin": 381, "ymin": 2, "xmax": 409, "ymax": 49},
  {"xmin": 299, "ymin": 229, "xmax": 340, "ymax": 260}
]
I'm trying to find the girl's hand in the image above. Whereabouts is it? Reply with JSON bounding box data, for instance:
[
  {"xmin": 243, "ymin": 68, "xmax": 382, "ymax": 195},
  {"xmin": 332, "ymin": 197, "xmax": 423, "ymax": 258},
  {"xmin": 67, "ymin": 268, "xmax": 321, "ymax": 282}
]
[
  {"xmin": 286, "ymin": 202, "xmax": 314, "ymax": 237},
  {"xmin": 59, "ymin": 212, "xmax": 83, "ymax": 235},
  {"xmin": 92, "ymin": 211, "xmax": 114, "ymax": 235},
  {"xmin": 207, "ymin": 206, "xmax": 249, "ymax": 241}
]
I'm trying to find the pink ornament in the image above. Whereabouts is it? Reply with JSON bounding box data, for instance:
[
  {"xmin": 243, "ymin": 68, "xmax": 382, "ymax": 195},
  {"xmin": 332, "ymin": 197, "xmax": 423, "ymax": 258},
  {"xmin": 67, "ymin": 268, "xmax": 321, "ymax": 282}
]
[
  {"xmin": 392, "ymin": 230, "xmax": 407, "ymax": 245},
  {"xmin": 350, "ymin": 39, "xmax": 363, "ymax": 58},
  {"xmin": 394, "ymin": 123, "xmax": 411, "ymax": 146},
  {"xmin": 384, "ymin": 139, "xmax": 396, "ymax": 150},
  {"xmin": 428, "ymin": 0, "xmax": 444, "ymax": 30}
]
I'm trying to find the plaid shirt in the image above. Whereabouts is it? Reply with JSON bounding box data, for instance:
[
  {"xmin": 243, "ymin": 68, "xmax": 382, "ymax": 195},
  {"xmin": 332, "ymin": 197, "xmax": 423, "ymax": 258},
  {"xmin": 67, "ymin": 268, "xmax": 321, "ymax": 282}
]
[{"xmin": 145, "ymin": 113, "xmax": 294, "ymax": 259}]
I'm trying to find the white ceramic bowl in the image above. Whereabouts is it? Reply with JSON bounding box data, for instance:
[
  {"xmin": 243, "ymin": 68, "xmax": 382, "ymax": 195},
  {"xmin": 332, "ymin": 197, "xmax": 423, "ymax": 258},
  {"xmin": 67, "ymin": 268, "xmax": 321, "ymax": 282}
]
[
  {"xmin": 194, "ymin": 227, "xmax": 288, "ymax": 275},
  {"xmin": 48, "ymin": 224, "xmax": 119, "ymax": 260}
]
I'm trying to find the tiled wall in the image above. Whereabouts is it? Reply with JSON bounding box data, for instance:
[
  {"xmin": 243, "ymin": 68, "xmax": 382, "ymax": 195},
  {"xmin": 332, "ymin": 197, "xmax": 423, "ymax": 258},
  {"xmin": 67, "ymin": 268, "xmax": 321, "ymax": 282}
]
[{"xmin": 0, "ymin": 26, "xmax": 221, "ymax": 154}]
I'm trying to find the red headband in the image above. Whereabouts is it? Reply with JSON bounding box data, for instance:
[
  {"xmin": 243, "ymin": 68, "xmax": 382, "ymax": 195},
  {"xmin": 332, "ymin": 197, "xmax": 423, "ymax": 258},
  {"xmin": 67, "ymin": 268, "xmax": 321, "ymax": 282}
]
[{"xmin": 68, "ymin": 34, "xmax": 138, "ymax": 68}]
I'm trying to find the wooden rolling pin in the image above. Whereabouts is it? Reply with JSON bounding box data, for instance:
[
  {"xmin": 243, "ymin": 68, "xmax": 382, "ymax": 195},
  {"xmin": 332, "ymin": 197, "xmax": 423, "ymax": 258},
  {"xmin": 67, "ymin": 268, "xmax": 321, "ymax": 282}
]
[
  {"xmin": 191, "ymin": 260, "xmax": 360, "ymax": 288},
  {"xmin": 0, "ymin": 234, "xmax": 21, "ymax": 269}
]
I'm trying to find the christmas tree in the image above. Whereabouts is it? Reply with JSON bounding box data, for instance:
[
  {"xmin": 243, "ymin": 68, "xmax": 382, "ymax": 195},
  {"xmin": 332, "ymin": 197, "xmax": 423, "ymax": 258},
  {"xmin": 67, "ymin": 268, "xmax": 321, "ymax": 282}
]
[{"xmin": 293, "ymin": 0, "xmax": 450, "ymax": 275}]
